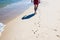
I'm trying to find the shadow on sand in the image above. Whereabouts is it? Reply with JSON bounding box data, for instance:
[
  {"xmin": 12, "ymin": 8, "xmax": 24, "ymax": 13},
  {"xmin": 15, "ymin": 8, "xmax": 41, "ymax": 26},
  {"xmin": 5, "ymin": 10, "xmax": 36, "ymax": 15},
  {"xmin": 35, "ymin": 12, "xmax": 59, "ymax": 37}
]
[{"xmin": 22, "ymin": 13, "xmax": 35, "ymax": 20}]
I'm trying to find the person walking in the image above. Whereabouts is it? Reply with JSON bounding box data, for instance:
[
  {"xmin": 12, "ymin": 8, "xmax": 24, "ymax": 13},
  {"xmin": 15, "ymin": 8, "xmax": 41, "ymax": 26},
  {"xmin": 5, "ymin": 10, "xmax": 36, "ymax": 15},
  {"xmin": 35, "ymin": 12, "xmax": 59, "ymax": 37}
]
[{"xmin": 31, "ymin": 0, "xmax": 40, "ymax": 14}]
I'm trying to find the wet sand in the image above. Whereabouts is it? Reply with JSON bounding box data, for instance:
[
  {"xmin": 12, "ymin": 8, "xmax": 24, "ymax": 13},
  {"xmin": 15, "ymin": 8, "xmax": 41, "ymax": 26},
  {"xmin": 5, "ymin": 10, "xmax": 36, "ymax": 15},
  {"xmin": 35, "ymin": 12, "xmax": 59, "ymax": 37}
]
[
  {"xmin": 0, "ymin": 0, "xmax": 60, "ymax": 40},
  {"xmin": 0, "ymin": 1, "xmax": 32, "ymax": 24}
]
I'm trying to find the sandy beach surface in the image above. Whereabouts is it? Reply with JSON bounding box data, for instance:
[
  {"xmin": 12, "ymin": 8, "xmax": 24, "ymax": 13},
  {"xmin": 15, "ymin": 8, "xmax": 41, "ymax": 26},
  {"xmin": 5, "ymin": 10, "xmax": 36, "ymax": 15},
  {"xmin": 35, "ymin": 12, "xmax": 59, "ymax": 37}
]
[{"xmin": 0, "ymin": 0, "xmax": 60, "ymax": 40}]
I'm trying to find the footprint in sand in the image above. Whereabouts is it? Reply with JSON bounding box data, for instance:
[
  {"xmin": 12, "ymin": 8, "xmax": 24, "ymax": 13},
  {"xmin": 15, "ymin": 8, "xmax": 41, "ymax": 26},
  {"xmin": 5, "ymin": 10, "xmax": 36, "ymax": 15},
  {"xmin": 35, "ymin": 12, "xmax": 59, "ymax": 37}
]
[
  {"xmin": 32, "ymin": 30, "xmax": 35, "ymax": 34},
  {"xmin": 34, "ymin": 22, "xmax": 40, "ymax": 28},
  {"xmin": 32, "ymin": 27, "xmax": 40, "ymax": 38},
  {"xmin": 36, "ymin": 34, "xmax": 40, "ymax": 38},
  {"xmin": 54, "ymin": 29, "xmax": 58, "ymax": 32},
  {"xmin": 37, "ymin": 22, "xmax": 40, "ymax": 27},
  {"xmin": 32, "ymin": 29, "xmax": 38, "ymax": 34},
  {"xmin": 32, "ymin": 18, "xmax": 41, "ymax": 38},
  {"xmin": 56, "ymin": 35, "xmax": 60, "ymax": 38}
]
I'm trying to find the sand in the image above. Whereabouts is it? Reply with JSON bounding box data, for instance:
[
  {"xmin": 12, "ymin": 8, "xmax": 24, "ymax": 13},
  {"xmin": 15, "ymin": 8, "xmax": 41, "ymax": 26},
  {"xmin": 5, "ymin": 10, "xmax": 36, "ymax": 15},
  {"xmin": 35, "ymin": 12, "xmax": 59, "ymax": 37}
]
[{"xmin": 0, "ymin": 0, "xmax": 60, "ymax": 40}]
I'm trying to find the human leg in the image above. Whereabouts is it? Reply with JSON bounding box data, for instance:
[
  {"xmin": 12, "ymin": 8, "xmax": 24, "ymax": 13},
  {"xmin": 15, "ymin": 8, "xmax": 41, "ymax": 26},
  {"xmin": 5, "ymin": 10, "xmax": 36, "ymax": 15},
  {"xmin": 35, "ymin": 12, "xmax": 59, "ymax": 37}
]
[{"xmin": 34, "ymin": 4, "xmax": 38, "ymax": 14}]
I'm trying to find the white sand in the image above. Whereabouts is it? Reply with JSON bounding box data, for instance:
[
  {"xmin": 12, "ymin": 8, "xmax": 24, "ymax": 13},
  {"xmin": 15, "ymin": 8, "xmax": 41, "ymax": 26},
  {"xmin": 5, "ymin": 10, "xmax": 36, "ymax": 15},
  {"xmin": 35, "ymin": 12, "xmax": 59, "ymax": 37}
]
[{"xmin": 0, "ymin": 0, "xmax": 60, "ymax": 40}]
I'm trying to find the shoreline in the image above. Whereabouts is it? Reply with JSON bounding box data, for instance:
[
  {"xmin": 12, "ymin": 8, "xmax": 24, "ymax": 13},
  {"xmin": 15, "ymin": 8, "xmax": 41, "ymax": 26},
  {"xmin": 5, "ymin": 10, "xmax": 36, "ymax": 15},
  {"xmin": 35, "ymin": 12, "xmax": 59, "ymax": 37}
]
[
  {"xmin": 0, "ymin": 0, "xmax": 22, "ymax": 8},
  {"xmin": 0, "ymin": 1, "xmax": 32, "ymax": 24},
  {"xmin": 0, "ymin": 0, "xmax": 60, "ymax": 40}
]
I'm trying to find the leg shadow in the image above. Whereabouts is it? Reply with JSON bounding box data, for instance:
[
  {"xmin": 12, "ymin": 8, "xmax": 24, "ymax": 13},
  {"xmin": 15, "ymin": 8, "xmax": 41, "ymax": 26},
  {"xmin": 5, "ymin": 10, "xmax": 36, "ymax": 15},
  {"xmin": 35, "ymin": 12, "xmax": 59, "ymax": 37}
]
[{"xmin": 22, "ymin": 13, "xmax": 35, "ymax": 20}]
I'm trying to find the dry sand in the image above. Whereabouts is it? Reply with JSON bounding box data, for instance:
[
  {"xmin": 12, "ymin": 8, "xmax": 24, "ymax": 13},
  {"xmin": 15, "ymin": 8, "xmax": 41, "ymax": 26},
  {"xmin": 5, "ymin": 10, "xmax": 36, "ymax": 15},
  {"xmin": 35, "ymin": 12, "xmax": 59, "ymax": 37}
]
[{"xmin": 0, "ymin": 0, "xmax": 60, "ymax": 40}]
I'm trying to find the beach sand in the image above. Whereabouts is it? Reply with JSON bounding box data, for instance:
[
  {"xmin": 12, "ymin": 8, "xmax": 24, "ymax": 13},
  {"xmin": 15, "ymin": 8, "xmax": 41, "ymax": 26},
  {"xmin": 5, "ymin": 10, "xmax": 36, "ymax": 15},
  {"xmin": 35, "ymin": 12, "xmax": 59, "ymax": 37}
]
[{"xmin": 0, "ymin": 0, "xmax": 60, "ymax": 40}]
